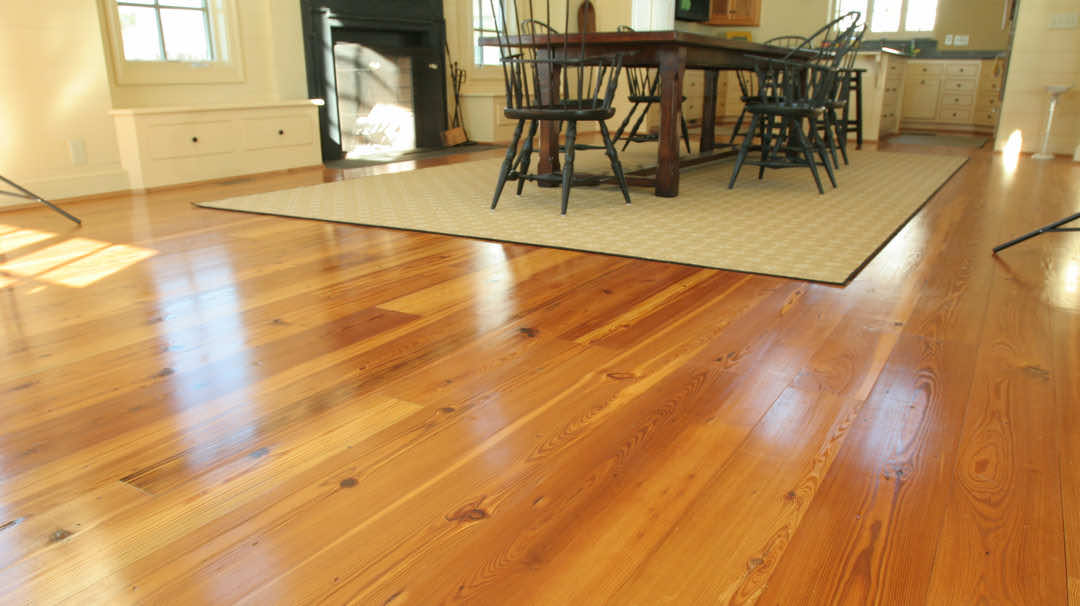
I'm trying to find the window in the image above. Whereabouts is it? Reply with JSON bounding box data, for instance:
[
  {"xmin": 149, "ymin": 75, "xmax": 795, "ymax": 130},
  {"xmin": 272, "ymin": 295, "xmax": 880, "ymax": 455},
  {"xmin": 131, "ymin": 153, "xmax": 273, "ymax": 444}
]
[
  {"xmin": 98, "ymin": 0, "xmax": 243, "ymax": 84},
  {"xmin": 473, "ymin": 0, "xmax": 515, "ymax": 66},
  {"xmin": 834, "ymin": 0, "xmax": 868, "ymax": 28},
  {"xmin": 903, "ymin": 0, "xmax": 939, "ymax": 32},
  {"xmin": 834, "ymin": 0, "xmax": 937, "ymax": 33},
  {"xmin": 870, "ymin": 0, "xmax": 902, "ymax": 32},
  {"xmin": 116, "ymin": 0, "xmax": 213, "ymax": 62}
]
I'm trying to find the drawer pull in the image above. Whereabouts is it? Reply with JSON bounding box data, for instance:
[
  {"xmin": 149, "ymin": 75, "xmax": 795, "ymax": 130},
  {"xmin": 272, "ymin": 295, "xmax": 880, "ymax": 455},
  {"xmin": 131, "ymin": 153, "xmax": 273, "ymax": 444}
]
[
  {"xmin": 278, "ymin": 129, "xmax": 285, "ymax": 135},
  {"xmin": 192, "ymin": 136, "xmax": 198, "ymax": 143}
]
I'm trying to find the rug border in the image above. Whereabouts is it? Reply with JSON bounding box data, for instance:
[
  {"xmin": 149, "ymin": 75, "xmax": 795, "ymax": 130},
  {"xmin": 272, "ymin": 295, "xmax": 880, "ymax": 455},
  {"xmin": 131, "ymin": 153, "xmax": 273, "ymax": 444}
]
[
  {"xmin": 194, "ymin": 153, "xmax": 969, "ymax": 286},
  {"xmin": 835, "ymin": 153, "xmax": 969, "ymax": 283}
]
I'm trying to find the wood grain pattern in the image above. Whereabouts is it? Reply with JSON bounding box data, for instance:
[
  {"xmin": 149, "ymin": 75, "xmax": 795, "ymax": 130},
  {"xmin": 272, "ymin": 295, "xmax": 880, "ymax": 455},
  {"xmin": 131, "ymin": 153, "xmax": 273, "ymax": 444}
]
[{"xmin": 0, "ymin": 143, "xmax": 1076, "ymax": 604}]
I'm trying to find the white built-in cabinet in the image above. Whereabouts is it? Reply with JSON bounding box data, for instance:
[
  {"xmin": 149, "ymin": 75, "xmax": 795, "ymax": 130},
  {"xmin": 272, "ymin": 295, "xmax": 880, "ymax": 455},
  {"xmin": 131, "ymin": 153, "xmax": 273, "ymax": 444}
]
[
  {"xmin": 901, "ymin": 59, "xmax": 1004, "ymax": 132},
  {"xmin": 111, "ymin": 101, "xmax": 323, "ymax": 190}
]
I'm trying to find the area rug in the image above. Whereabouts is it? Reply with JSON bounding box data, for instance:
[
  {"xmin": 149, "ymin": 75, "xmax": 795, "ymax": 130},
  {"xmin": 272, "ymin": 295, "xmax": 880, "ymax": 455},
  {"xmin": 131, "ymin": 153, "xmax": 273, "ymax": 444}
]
[{"xmin": 196, "ymin": 148, "xmax": 967, "ymax": 284}]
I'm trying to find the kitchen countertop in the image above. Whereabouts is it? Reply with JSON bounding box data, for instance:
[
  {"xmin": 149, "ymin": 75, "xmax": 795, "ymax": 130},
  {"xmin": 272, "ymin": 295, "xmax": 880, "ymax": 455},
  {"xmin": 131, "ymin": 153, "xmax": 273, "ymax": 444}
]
[{"xmin": 858, "ymin": 39, "xmax": 1005, "ymax": 60}]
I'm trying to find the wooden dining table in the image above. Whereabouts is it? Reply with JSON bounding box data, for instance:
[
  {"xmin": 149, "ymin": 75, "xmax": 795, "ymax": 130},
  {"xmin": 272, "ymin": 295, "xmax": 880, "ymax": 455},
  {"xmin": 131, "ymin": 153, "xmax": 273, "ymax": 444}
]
[{"xmin": 480, "ymin": 30, "xmax": 806, "ymax": 197}]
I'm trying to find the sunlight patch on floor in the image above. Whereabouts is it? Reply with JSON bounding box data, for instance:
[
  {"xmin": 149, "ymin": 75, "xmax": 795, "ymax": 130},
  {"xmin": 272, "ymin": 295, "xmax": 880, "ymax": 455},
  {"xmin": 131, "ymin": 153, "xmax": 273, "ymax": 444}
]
[{"xmin": 0, "ymin": 224, "xmax": 157, "ymax": 288}]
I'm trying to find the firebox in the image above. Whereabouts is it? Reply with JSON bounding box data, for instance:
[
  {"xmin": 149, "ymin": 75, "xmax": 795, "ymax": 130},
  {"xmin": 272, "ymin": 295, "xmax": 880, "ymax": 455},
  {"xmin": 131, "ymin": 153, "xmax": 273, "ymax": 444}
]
[{"xmin": 300, "ymin": 1, "xmax": 448, "ymax": 161}]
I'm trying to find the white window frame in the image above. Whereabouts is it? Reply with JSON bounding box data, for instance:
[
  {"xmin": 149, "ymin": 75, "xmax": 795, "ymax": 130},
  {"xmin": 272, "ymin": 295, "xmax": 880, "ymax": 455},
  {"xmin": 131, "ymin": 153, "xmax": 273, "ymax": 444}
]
[
  {"xmin": 833, "ymin": 0, "xmax": 938, "ymax": 34},
  {"xmin": 473, "ymin": 0, "xmax": 518, "ymax": 68},
  {"xmin": 98, "ymin": 0, "xmax": 244, "ymax": 85}
]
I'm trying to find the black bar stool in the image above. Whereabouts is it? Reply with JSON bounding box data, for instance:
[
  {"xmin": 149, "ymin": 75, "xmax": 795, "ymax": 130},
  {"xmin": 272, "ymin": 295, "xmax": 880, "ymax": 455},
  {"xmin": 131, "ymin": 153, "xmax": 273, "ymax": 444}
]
[{"xmin": 841, "ymin": 68, "xmax": 865, "ymax": 150}]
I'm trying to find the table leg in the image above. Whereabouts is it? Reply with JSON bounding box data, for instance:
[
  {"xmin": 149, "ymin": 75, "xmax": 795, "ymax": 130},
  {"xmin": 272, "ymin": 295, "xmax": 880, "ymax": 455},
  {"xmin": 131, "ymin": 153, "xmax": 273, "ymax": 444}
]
[
  {"xmin": 656, "ymin": 49, "xmax": 686, "ymax": 197},
  {"xmin": 537, "ymin": 62, "xmax": 561, "ymax": 182},
  {"xmin": 700, "ymin": 69, "xmax": 719, "ymax": 154}
]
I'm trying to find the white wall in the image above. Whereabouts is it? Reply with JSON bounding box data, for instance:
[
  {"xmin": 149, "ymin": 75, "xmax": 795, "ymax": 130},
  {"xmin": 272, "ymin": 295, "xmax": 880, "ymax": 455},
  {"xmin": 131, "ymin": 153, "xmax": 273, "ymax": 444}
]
[
  {"xmin": 995, "ymin": 0, "xmax": 1080, "ymax": 155},
  {"xmin": 1, "ymin": 0, "xmax": 311, "ymax": 207},
  {"xmin": 0, "ymin": 0, "xmax": 128, "ymax": 204}
]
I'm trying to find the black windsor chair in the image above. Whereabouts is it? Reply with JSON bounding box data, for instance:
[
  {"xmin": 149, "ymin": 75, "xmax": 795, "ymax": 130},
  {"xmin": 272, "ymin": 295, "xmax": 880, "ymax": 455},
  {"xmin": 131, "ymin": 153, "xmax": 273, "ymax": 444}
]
[{"xmin": 487, "ymin": 0, "xmax": 631, "ymax": 215}]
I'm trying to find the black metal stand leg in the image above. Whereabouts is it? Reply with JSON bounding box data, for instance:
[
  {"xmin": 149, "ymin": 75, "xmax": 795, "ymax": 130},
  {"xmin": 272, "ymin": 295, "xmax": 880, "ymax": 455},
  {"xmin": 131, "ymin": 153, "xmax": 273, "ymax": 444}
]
[
  {"xmin": 0, "ymin": 174, "xmax": 81, "ymax": 225},
  {"xmin": 993, "ymin": 212, "xmax": 1080, "ymax": 253}
]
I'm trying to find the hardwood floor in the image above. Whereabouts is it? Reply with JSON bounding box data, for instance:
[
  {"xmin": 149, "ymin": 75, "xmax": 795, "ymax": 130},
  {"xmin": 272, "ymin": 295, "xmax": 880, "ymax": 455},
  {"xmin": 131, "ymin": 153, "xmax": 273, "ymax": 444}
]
[{"xmin": 1, "ymin": 142, "xmax": 1077, "ymax": 605}]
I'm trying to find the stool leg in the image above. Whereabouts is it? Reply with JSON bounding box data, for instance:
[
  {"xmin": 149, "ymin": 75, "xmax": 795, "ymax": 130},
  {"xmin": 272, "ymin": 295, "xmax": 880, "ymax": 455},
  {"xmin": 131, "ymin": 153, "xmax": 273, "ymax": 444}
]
[{"xmin": 854, "ymin": 72, "xmax": 863, "ymax": 150}]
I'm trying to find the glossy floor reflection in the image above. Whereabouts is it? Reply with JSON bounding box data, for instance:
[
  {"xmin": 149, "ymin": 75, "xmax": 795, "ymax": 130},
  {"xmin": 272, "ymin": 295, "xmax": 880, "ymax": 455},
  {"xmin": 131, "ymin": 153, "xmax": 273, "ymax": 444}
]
[{"xmin": 0, "ymin": 143, "xmax": 1077, "ymax": 605}]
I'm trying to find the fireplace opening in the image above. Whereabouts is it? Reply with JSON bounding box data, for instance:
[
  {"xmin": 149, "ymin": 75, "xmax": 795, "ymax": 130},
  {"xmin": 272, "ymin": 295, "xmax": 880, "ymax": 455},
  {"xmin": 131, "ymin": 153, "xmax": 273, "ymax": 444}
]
[
  {"xmin": 333, "ymin": 43, "xmax": 416, "ymax": 160},
  {"xmin": 301, "ymin": 1, "xmax": 448, "ymax": 162}
]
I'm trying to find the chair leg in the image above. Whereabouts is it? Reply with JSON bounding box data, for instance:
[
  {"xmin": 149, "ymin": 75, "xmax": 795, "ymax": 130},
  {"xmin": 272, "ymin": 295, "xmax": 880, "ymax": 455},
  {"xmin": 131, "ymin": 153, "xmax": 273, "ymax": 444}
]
[
  {"xmin": 729, "ymin": 105, "xmax": 748, "ymax": 145},
  {"xmin": 834, "ymin": 109, "xmax": 849, "ymax": 165},
  {"xmin": 491, "ymin": 119, "xmax": 525, "ymax": 210},
  {"xmin": 599, "ymin": 120, "xmax": 631, "ymax": 205},
  {"xmin": 758, "ymin": 114, "xmax": 772, "ymax": 180},
  {"xmin": 680, "ymin": 113, "xmax": 692, "ymax": 155},
  {"xmin": 810, "ymin": 117, "xmax": 838, "ymax": 189},
  {"xmin": 728, "ymin": 113, "xmax": 758, "ymax": 189},
  {"xmin": 515, "ymin": 120, "xmax": 540, "ymax": 195},
  {"xmin": 613, "ymin": 102, "xmax": 640, "ymax": 146},
  {"xmin": 793, "ymin": 118, "xmax": 824, "ymax": 195},
  {"xmin": 622, "ymin": 103, "xmax": 650, "ymax": 151},
  {"xmin": 560, "ymin": 121, "xmax": 577, "ymax": 215},
  {"xmin": 822, "ymin": 111, "xmax": 840, "ymax": 169}
]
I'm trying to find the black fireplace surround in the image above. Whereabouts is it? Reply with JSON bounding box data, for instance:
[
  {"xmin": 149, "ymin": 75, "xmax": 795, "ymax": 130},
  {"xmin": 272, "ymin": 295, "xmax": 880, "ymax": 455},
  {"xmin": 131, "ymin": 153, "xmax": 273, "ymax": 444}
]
[{"xmin": 300, "ymin": 0, "xmax": 448, "ymax": 160}]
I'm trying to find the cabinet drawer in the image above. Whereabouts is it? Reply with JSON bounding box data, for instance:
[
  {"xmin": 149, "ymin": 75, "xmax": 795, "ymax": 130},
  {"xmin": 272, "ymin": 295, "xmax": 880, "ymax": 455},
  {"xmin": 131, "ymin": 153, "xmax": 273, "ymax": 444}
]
[
  {"xmin": 242, "ymin": 116, "xmax": 314, "ymax": 150},
  {"xmin": 979, "ymin": 79, "xmax": 1002, "ymax": 94},
  {"xmin": 976, "ymin": 96, "xmax": 1000, "ymax": 112},
  {"xmin": 941, "ymin": 93, "xmax": 974, "ymax": 107},
  {"xmin": 945, "ymin": 62, "xmax": 980, "ymax": 76},
  {"xmin": 908, "ymin": 63, "xmax": 944, "ymax": 76},
  {"xmin": 886, "ymin": 62, "xmax": 904, "ymax": 76},
  {"xmin": 937, "ymin": 108, "xmax": 971, "ymax": 123},
  {"xmin": 974, "ymin": 109, "xmax": 997, "ymax": 126},
  {"xmin": 943, "ymin": 78, "xmax": 977, "ymax": 92},
  {"xmin": 148, "ymin": 121, "xmax": 235, "ymax": 159}
]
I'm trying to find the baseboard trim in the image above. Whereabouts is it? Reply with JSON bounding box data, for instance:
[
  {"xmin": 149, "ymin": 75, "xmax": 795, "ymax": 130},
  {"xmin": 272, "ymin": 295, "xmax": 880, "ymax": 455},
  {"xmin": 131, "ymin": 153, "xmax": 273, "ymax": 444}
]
[
  {"xmin": 0, "ymin": 164, "xmax": 326, "ymax": 216},
  {"xmin": 2, "ymin": 168, "xmax": 131, "ymax": 209}
]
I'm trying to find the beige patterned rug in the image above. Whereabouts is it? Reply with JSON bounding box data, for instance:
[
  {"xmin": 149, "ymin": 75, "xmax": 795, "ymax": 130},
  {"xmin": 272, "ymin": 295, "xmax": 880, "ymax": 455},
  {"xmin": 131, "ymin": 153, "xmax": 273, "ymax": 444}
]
[{"xmin": 196, "ymin": 148, "xmax": 966, "ymax": 283}]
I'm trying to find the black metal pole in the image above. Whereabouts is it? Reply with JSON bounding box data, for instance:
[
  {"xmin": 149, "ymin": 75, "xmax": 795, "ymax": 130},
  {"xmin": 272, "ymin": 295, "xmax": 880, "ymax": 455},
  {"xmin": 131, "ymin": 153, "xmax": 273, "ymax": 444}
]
[
  {"xmin": 0, "ymin": 174, "xmax": 81, "ymax": 225},
  {"xmin": 992, "ymin": 211, "xmax": 1080, "ymax": 253}
]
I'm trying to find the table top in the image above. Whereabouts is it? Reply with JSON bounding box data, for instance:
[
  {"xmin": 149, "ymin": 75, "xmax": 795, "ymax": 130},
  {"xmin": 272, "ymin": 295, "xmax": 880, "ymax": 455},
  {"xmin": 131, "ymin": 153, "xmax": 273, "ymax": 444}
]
[
  {"xmin": 482, "ymin": 30, "xmax": 799, "ymax": 53},
  {"xmin": 478, "ymin": 30, "xmax": 811, "ymax": 68}
]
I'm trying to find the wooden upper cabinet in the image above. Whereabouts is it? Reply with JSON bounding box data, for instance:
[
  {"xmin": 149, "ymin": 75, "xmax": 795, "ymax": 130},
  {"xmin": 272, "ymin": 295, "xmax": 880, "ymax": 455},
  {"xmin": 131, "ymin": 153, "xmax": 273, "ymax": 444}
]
[{"xmin": 709, "ymin": 0, "xmax": 761, "ymax": 26}]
